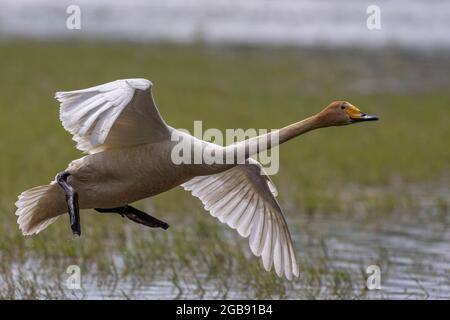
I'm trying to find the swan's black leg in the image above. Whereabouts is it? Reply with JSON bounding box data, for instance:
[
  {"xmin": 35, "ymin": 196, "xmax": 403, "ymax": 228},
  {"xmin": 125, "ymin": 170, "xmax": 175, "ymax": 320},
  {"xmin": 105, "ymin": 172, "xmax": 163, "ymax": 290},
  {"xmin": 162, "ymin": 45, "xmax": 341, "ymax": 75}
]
[
  {"xmin": 95, "ymin": 205, "xmax": 169, "ymax": 230},
  {"xmin": 56, "ymin": 171, "xmax": 81, "ymax": 236}
]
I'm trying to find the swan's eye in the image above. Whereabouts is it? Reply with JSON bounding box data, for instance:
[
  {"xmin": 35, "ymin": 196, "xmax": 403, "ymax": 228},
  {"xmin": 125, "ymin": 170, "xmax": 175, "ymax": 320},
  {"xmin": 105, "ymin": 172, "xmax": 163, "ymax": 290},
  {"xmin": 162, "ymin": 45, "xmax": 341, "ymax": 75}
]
[{"xmin": 340, "ymin": 105, "xmax": 346, "ymax": 110}]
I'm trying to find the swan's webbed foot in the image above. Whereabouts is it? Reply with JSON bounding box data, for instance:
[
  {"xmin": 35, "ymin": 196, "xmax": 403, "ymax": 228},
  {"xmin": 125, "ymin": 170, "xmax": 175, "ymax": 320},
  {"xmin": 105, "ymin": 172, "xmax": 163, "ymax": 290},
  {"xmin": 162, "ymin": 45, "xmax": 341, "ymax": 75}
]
[
  {"xmin": 56, "ymin": 171, "xmax": 81, "ymax": 236},
  {"xmin": 95, "ymin": 205, "xmax": 169, "ymax": 230}
]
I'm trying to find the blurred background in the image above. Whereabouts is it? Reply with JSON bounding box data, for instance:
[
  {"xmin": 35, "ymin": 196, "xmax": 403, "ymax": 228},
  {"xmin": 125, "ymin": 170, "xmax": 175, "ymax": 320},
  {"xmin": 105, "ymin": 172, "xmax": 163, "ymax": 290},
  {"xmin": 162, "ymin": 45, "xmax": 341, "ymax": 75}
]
[
  {"xmin": 2, "ymin": 0, "xmax": 450, "ymax": 48},
  {"xmin": 0, "ymin": 0, "xmax": 449, "ymax": 299}
]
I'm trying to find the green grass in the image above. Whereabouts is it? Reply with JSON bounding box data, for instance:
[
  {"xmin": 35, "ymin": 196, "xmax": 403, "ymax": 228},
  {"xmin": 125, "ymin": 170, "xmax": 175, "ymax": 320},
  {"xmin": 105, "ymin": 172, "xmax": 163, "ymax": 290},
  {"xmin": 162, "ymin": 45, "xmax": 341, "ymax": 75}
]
[{"xmin": 0, "ymin": 41, "xmax": 449, "ymax": 299}]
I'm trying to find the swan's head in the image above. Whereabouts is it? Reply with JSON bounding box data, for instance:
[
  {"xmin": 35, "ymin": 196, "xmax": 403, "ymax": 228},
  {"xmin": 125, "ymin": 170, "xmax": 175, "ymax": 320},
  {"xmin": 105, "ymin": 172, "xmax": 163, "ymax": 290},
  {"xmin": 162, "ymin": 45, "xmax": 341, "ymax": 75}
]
[{"xmin": 317, "ymin": 101, "xmax": 379, "ymax": 127}]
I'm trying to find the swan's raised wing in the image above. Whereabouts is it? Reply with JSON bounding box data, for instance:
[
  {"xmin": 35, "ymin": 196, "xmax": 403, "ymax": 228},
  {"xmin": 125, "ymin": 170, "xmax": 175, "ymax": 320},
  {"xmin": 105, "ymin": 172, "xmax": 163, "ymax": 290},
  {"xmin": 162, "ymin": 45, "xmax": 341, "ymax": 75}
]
[
  {"xmin": 182, "ymin": 159, "xmax": 299, "ymax": 280},
  {"xmin": 55, "ymin": 78, "xmax": 171, "ymax": 153}
]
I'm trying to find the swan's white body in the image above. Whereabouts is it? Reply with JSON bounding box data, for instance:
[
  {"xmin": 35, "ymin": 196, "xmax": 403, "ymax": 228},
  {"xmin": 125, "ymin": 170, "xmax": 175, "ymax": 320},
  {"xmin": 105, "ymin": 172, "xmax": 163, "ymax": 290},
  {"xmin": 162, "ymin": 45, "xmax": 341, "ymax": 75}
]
[{"xmin": 15, "ymin": 78, "xmax": 299, "ymax": 280}]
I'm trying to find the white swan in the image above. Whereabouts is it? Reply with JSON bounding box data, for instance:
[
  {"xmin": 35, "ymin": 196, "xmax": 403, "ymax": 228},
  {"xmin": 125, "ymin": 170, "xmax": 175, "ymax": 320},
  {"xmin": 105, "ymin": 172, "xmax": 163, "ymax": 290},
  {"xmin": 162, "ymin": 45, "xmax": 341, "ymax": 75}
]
[{"xmin": 15, "ymin": 78, "xmax": 378, "ymax": 280}]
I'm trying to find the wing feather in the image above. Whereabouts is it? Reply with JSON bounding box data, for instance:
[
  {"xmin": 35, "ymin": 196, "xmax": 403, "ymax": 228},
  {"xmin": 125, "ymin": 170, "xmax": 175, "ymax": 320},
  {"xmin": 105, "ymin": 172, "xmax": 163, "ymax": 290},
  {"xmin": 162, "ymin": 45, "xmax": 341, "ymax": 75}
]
[
  {"xmin": 182, "ymin": 159, "xmax": 299, "ymax": 280},
  {"xmin": 55, "ymin": 78, "xmax": 170, "ymax": 153}
]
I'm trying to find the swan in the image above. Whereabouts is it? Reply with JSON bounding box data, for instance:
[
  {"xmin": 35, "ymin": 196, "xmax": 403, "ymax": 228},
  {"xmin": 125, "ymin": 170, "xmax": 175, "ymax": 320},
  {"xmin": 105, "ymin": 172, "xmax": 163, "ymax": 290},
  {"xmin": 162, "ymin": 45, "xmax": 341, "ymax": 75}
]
[{"xmin": 15, "ymin": 78, "xmax": 378, "ymax": 280}]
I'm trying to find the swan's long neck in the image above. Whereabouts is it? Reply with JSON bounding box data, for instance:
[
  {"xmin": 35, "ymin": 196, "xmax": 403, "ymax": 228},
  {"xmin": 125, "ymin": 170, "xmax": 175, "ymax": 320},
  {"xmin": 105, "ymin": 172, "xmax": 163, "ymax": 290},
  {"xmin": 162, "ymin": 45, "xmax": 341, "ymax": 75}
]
[
  {"xmin": 278, "ymin": 115, "xmax": 320, "ymax": 145},
  {"xmin": 224, "ymin": 115, "xmax": 320, "ymax": 161}
]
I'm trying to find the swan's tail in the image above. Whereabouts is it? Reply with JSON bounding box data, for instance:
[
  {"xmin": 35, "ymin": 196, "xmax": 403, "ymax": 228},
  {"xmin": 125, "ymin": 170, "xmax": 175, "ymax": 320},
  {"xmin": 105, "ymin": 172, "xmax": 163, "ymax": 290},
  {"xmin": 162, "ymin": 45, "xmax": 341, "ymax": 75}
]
[{"xmin": 15, "ymin": 182, "xmax": 66, "ymax": 235}]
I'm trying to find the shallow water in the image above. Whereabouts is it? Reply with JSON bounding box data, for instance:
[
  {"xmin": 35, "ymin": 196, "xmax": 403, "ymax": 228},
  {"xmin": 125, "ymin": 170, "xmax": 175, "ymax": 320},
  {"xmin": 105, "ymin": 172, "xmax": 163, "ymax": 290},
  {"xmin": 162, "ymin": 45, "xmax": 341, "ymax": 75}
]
[
  {"xmin": 5, "ymin": 210, "xmax": 450, "ymax": 299},
  {"xmin": 301, "ymin": 218, "xmax": 450, "ymax": 299}
]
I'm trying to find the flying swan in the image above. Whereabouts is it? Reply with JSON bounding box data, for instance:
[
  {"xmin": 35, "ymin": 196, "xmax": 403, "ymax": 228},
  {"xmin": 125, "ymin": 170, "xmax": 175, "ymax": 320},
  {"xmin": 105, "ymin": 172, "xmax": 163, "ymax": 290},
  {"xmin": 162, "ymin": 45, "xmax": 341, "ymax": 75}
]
[{"xmin": 15, "ymin": 78, "xmax": 378, "ymax": 280}]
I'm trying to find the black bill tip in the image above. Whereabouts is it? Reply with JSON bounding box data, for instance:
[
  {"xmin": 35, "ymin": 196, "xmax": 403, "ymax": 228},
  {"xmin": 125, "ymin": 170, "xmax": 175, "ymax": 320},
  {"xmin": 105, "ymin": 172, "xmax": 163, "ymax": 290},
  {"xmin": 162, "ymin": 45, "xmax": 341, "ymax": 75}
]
[{"xmin": 351, "ymin": 114, "xmax": 379, "ymax": 122}]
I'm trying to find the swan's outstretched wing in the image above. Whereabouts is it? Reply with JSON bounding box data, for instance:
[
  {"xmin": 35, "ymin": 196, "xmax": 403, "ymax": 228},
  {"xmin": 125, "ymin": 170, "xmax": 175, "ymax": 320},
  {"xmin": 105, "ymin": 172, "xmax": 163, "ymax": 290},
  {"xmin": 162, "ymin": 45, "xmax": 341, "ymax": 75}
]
[
  {"xmin": 182, "ymin": 159, "xmax": 299, "ymax": 280},
  {"xmin": 55, "ymin": 78, "xmax": 171, "ymax": 153}
]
